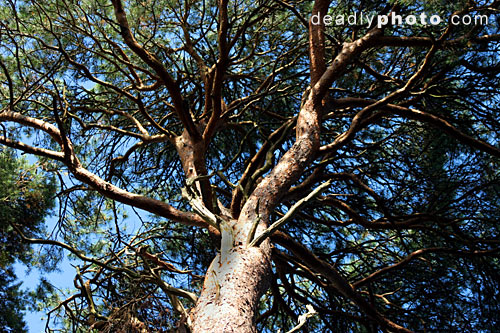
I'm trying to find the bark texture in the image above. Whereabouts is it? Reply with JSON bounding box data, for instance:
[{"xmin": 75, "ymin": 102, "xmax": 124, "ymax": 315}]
[
  {"xmin": 191, "ymin": 220, "xmax": 271, "ymax": 333},
  {"xmin": 191, "ymin": 91, "xmax": 322, "ymax": 332}
]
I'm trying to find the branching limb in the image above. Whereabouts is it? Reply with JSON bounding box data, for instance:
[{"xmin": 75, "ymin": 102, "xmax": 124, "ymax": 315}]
[
  {"xmin": 181, "ymin": 182, "xmax": 220, "ymax": 230},
  {"xmin": 11, "ymin": 222, "xmax": 138, "ymax": 277},
  {"xmin": 231, "ymin": 117, "xmax": 296, "ymax": 217},
  {"xmin": 272, "ymin": 231, "xmax": 412, "ymax": 333},
  {"xmin": 249, "ymin": 179, "xmax": 332, "ymax": 247},
  {"xmin": 0, "ymin": 136, "xmax": 65, "ymax": 161},
  {"xmin": 326, "ymin": 98, "xmax": 500, "ymax": 158},
  {"xmin": 285, "ymin": 304, "xmax": 318, "ymax": 333},
  {"xmin": 110, "ymin": 0, "xmax": 200, "ymax": 140},
  {"xmin": 246, "ymin": 198, "xmax": 260, "ymax": 246},
  {"xmin": 1, "ymin": 110, "xmax": 207, "ymax": 227},
  {"xmin": 354, "ymin": 246, "xmax": 500, "ymax": 289}
]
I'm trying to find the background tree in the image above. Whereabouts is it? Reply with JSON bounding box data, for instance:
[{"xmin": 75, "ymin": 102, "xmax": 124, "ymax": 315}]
[
  {"xmin": 0, "ymin": 0, "xmax": 499, "ymax": 331},
  {"xmin": 0, "ymin": 148, "xmax": 55, "ymax": 332}
]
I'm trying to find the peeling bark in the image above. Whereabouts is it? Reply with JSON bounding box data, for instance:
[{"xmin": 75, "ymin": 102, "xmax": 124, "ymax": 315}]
[
  {"xmin": 191, "ymin": 220, "xmax": 271, "ymax": 332},
  {"xmin": 191, "ymin": 90, "xmax": 321, "ymax": 332}
]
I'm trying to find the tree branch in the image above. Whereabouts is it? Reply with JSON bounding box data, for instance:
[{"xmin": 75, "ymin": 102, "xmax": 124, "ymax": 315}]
[
  {"xmin": 249, "ymin": 179, "xmax": 332, "ymax": 247},
  {"xmin": 110, "ymin": 0, "xmax": 200, "ymax": 140}
]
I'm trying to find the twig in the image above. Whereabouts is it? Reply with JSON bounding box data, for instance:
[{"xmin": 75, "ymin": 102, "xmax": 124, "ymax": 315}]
[
  {"xmin": 286, "ymin": 304, "xmax": 318, "ymax": 333},
  {"xmin": 249, "ymin": 180, "xmax": 332, "ymax": 247}
]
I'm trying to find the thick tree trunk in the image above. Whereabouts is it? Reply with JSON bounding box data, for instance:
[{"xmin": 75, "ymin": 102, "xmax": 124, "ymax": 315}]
[
  {"xmin": 175, "ymin": 127, "xmax": 273, "ymax": 332},
  {"xmin": 190, "ymin": 220, "xmax": 272, "ymax": 332},
  {"xmin": 190, "ymin": 95, "xmax": 321, "ymax": 332}
]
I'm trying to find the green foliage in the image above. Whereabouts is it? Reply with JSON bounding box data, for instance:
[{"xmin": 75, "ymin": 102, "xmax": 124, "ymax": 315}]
[
  {"xmin": 0, "ymin": 0, "xmax": 499, "ymax": 331},
  {"xmin": 0, "ymin": 148, "xmax": 56, "ymax": 332},
  {"xmin": 0, "ymin": 268, "xmax": 28, "ymax": 333},
  {"xmin": 0, "ymin": 149, "xmax": 55, "ymax": 264}
]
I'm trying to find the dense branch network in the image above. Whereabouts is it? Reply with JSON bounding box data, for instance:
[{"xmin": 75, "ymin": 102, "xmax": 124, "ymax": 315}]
[{"xmin": 1, "ymin": 0, "xmax": 499, "ymax": 331}]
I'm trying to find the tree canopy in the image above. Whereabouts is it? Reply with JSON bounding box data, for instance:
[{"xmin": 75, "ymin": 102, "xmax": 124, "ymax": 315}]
[
  {"xmin": 0, "ymin": 149, "xmax": 55, "ymax": 332},
  {"xmin": 0, "ymin": 0, "xmax": 499, "ymax": 331}
]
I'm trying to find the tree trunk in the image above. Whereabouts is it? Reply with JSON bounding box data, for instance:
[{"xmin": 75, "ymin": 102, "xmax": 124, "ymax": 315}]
[
  {"xmin": 191, "ymin": 95, "xmax": 321, "ymax": 332},
  {"xmin": 190, "ymin": 219, "xmax": 271, "ymax": 332}
]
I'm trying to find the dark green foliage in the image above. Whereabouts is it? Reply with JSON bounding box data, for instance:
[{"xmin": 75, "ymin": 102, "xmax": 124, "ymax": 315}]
[
  {"xmin": 0, "ymin": 268, "xmax": 27, "ymax": 333},
  {"xmin": 0, "ymin": 149, "xmax": 55, "ymax": 332}
]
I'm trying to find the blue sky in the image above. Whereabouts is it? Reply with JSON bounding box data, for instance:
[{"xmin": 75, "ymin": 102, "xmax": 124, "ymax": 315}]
[
  {"xmin": 15, "ymin": 202, "xmax": 147, "ymax": 332},
  {"xmin": 16, "ymin": 259, "xmax": 74, "ymax": 332},
  {"xmin": 15, "ymin": 213, "xmax": 75, "ymax": 332}
]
